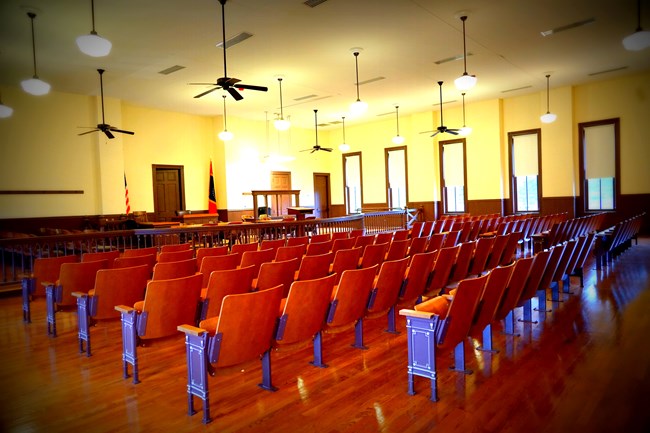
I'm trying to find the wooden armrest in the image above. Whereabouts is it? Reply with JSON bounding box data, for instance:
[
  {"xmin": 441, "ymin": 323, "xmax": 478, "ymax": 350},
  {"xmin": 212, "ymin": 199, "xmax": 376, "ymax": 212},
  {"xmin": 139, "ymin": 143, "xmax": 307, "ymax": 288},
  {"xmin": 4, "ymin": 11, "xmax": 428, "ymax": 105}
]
[
  {"xmin": 398, "ymin": 308, "xmax": 437, "ymax": 319},
  {"xmin": 178, "ymin": 324, "xmax": 206, "ymax": 336},
  {"xmin": 41, "ymin": 281, "xmax": 53, "ymax": 287},
  {"xmin": 71, "ymin": 291, "xmax": 87, "ymax": 298},
  {"xmin": 115, "ymin": 305, "xmax": 134, "ymax": 314}
]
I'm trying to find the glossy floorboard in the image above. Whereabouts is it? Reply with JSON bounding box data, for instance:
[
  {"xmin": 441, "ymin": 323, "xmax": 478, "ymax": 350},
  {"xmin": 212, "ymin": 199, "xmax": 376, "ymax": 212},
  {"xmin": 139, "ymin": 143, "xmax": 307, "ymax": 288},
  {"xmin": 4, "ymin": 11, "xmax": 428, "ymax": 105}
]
[{"xmin": 1, "ymin": 240, "xmax": 649, "ymax": 433}]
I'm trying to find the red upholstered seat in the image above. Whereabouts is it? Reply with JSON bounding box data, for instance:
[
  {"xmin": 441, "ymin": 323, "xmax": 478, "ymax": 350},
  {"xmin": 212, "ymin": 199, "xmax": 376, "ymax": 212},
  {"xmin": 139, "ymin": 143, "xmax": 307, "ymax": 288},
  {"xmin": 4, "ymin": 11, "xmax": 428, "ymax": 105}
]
[
  {"xmin": 330, "ymin": 247, "xmax": 362, "ymax": 284},
  {"xmin": 28, "ymin": 255, "xmax": 78, "ymax": 298},
  {"xmin": 122, "ymin": 247, "xmax": 158, "ymax": 258},
  {"xmin": 160, "ymin": 243, "xmax": 192, "ymax": 253},
  {"xmin": 201, "ymin": 265, "xmax": 255, "ymax": 319},
  {"xmin": 195, "ymin": 246, "xmax": 228, "ymax": 266},
  {"xmin": 157, "ymin": 249, "xmax": 194, "ymax": 263},
  {"xmin": 198, "ymin": 253, "xmax": 241, "ymax": 287},
  {"xmin": 240, "ymin": 248, "xmax": 275, "ymax": 278},
  {"xmin": 230, "ymin": 241, "xmax": 259, "ymax": 255},
  {"xmin": 113, "ymin": 254, "xmax": 156, "ymax": 276},
  {"xmin": 275, "ymin": 244, "xmax": 307, "ymax": 262},
  {"xmin": 398, "ymin": 251, "xmax": 437, "ymax": 306},
  {"xmin": 255, "ymin": 258, "xmax": 300, "ymax": 296},
  {"xmin": 82, "ymin": 250, "xmax": 120, "ymax": 268},
  {"xmin": 151, "ymin": 258, "xmax": 197, "ymax": 280},
  {"xmin": 296, "ymin": 252, "xmax": 334, "ymax": 281}
]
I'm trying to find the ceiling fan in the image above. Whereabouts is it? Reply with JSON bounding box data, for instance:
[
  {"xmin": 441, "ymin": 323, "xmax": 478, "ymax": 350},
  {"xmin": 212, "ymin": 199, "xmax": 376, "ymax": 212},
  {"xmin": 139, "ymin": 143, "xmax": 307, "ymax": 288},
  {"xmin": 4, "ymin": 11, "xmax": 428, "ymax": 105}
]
[
  {"xmin": 189, "ymin": 0, "xmax": 267, "ymax": 101},
  {"xmin": 301, "ymin": 109, "xmax": 333, "ymax": 153},
  {"xmin": 78, "ymin": 69, "xmax": 135, "ymax": 139},
  {"xmin": 431, "ymin": 81, "xmax": 459, "ymax": 137}
]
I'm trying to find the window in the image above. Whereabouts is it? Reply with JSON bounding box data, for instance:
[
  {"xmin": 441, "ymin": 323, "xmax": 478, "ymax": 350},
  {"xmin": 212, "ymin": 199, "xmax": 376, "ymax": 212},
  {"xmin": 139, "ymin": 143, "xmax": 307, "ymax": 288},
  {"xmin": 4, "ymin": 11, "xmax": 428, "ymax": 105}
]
[
  {"xmin": 509, "ymin": 129, "xmax": 541, "ymax": 213},
  {"xmin": 343, "ymin": 152, "xmax": 363, "ymax": 214},
  {"xmin": 579, "ymin": 119, "xmax": 619, "ymax": 212},
  {"xmin": 385, "ymin": 146, "xmax": 408, "ymax": 209},
  {"xmin": 439, "ymin": 139, "xmax": 467, "ymax": 214}
]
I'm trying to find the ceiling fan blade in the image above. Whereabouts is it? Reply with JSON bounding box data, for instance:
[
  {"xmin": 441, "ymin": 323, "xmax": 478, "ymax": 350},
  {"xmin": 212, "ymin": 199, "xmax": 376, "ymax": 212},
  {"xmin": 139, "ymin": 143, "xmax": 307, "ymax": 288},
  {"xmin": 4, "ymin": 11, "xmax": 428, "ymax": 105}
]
[
  {"xmin": 103, "ymin": 129, "xmax": 115, "ymax": 139},
  {"xmin": 430, "ymin": 131, "xmax": 440, "ymax": 137},
  {"xmin": 78, "ymin": 129, "xmax": 99, "ymax": 136},
  {"xmin": 447, "ymin": 130, "xmax": 459, "ymax": 135},
  {"xmin": 110, "ymin": 127, "xmax": 135, "ymax": 135},
  {"xmin": 311, "ymin": 148, "xmax": 317, "ymax": 154},
  {"xmin": 227, "ymin": 87, "xmax": 243, "ymax": 101},
  {"xmin": 237, "ymin": 84, "xmax": 268, "ymax": 92},
  {"xmin": 419, "ymin": 130, "xmax": 435, "ymax": 134},
  {"xmin": 299, "ymin": 149, "xmax": 312, "ymax": 152},
  {"xmin": 322, "ymin": 148, "xmax": 333, "ymax": 152},
  {"xmin": 188, "ymin": 82, "xmax": 218, "ymax": 85},
  {"xmin": 194, "ymin": 86, "xmax": 220, "ymax": 99}
]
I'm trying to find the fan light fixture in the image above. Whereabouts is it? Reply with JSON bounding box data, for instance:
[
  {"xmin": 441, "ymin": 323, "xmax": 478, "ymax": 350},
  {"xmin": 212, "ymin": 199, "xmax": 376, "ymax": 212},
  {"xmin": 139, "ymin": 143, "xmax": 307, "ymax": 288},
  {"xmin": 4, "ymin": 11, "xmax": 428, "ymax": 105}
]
[
  {"xmin": 218, "ymin": 94, "xmax": 233, "ymax": 141},
  {"xmin": 0, "ymin": 91, "xmax": 13, "ymax": 118},
  {"xmin": 21, "ymin": 12, "xmax": 50, "ymax": 96},
  {"xmin": 454, "ymin": 15, "xmax": 477, "ymax": 91},
  {"xmin": 274, "ymin": 78, "xmax": 290, "ymax": 131},
  {"xmin": 76, "ymin": 0, "xmax": 112, "ymax": 57},
  {"xmin": 459, "ymin": 93, "xmax": 472, "ymax": 136},
  {"xmin": 350, "ymin": 49, "xmax": 368, "ymax": 116},
  {"xmin": 339, "ymin": 116, "xmax": 350, "ymax": 151},
  {"xmin": 540, "ymin": 74, "xmax": 557, "ymax": 124},
  {"xmin": 392, "ymin": 106, "xmax": 405, "ymax": 144},
  {"xmin": 623, "ymin": 0, "xmax": 650, "ymax": 51}
]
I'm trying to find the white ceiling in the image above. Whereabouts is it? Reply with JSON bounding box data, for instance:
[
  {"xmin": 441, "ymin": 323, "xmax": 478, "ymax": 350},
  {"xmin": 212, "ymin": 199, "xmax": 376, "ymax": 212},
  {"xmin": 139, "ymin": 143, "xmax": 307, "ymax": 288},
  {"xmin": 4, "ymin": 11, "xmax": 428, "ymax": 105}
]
[{"xmin": 1, "ymin": 0, "xmax": 649, "ymax": 129}]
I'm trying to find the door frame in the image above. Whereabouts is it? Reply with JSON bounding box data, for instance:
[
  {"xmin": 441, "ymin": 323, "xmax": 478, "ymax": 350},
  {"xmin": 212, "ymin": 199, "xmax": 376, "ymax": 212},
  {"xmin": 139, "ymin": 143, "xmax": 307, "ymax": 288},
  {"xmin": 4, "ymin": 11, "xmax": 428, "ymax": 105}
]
[
  {"xmin": 152, "ymin": 164, "xmax": 186, "ymax": 220},
  {"xmin": 313, "ymin": 172, "xmax": 331, "ymax": 218}
]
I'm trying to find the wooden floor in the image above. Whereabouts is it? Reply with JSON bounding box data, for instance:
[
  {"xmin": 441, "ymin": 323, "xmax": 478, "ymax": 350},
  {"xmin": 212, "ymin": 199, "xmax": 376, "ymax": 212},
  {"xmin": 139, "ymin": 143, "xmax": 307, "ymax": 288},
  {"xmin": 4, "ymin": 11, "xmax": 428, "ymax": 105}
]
[{"xmin": 1, "ymin": 240, "xmax": 650, "ymax": 433}]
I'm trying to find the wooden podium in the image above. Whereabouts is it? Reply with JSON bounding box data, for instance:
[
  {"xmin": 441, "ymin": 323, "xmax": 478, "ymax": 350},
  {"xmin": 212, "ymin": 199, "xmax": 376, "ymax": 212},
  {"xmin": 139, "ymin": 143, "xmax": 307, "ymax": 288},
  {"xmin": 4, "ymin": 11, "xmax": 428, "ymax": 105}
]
[{"xmin": 287, "ymin": 207, "xmax": 314, "ymax": 221}]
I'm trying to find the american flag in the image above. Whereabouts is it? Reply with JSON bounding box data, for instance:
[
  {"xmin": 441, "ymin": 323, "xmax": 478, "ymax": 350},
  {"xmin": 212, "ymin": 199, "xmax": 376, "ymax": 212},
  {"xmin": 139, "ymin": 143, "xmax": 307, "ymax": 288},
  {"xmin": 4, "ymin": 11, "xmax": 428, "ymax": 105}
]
[{"xmin": 124, "ymin": 173, "xmax": 131, "ymax": 215}]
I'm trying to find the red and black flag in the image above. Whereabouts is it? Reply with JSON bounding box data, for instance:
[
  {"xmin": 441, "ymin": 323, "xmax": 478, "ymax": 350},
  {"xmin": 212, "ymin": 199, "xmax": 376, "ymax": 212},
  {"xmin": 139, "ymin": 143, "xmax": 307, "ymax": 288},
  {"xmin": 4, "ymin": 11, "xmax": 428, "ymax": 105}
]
[{"xmin": 208, "ymin": 160, "xmax": 217, "ymax": 214}]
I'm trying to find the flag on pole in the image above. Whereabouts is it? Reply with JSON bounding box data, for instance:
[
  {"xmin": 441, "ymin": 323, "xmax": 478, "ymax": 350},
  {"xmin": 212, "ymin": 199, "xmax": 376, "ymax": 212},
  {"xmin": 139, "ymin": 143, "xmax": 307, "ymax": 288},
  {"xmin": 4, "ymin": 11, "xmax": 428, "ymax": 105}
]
[
  {"xmin": 208, "ymin": 160, "xmax": 217, "ymax": 214},
  {"xmin": 124, "ymin": 173, "xmax": 131, "ymax": 215}
]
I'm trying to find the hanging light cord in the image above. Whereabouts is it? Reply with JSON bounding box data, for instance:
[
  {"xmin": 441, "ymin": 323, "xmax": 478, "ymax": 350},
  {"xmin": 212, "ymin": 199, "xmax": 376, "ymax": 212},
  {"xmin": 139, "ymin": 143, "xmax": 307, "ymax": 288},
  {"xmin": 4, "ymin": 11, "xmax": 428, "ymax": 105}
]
[
  {"xmin": 90, "ymin": 0, "xmax": 98, "ymax": 34},
  {"xmin": 545, "ymin": 74, "xmax": 551, "ymax": 112},
  {"xmin": 222, "ymin": 95, "xmax": 228, "ymax": 129},
  {"xmin": 461, "ymin": 16, "xmax": 468, "ymax": 75},
  {"xmin": 220, "ymin": 0, "xmax": 228, "ymax": 78},
  {"xmin": 314, "ymin": 109, "xmax": 319, "ymax": 146},
  {"xmin": 278, "ymin": 78, "xmax": 285, "ymax": 119},
  {"xmin": 395, "ymin": 106, "xmax": 400, "ymax": 135},
  {"xmin": 438, "ymin": 81, "xmax": 444, "ymax": 125},
  {"xmin": 635, "ymin": 0, "xmax": 642, "ymax": 31},
  {"xmin": 462, "ymin": 93, "xmax": 467, "ymax": 126},
  {"xmin": 98, "ymin": 69, "xmax": 106, "ymax": 124},
  {"xmin": 342, "ymin": 116, "xmax": 346, "ymax": 142},
  {"xmin": 28, "ymin": 12, "xmax": 39, "ymax": 78},
  {"xmin": 354, "ymin": 52, "xmax": 361, "ymax": 101}
]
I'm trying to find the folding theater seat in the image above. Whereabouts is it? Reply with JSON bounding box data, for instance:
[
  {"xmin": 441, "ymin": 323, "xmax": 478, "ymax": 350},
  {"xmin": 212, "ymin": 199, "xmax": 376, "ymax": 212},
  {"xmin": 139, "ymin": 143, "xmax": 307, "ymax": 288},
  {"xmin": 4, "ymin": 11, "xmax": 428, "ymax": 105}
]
[{"xmin": 21, "ymin": 255, "xmax": 78, "ymax": 323}]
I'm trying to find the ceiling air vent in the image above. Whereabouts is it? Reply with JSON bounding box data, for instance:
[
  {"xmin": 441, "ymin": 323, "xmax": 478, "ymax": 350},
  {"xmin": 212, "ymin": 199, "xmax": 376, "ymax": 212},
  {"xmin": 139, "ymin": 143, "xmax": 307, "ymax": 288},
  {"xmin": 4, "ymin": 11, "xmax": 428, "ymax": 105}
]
[
  {"xmin": 588, "ymin": 66, "xmax": 627, "ymax": 76},
  {"xmin": 158, "ymin": 65, "xmax": 185, "ymax": 75},
  {"xmin": 357, "ymin": 76, "xmax": 385, "ymax": 86},
  {"xmin": 434, "ymin": 53, "xmax": 473, "ymax": 65},
  {"xmin": 501, "ymin": 85, "xmax": 532, "ymax": 93},
  {"xmin": 304, "ymin": 0, "xmax": 328, "ymax": 8},
  {"xmin": 540, "ymin": 18, "xmax": 595, "ymax": 36},
  {"xmin": 216, "ymin": 32, "xmax": 253, "ymax": 49}
]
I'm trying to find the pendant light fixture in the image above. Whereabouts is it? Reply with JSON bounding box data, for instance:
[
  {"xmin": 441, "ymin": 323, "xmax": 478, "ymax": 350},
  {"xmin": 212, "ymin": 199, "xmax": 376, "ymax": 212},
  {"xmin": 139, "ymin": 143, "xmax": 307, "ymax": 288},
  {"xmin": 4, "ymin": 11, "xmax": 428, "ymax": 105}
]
[
  {"xmin": 0, "ymin": 90, "xmax": 14, "ymax": 118},
  {"xmin": 218, "ymin": 94, "xmax": 233, "ymax": 141},
  {"xmin": 21, "ymin": 12, "xmax": 51, "ymax": 96},
  {"xmin": 349, "ymin": 49, "xmax": 368, "ymax": 116},
  {"xmin": 76, "ymin": 0, "xmax": 112, "ymax": 57},
  {"xmin": 273, "ymin": 77, "xmax": 290, "ymax": 131},
  {"xmin": 392, "ymin": 106, "xmax": 405, "ymax": 144},
  {"xmin": 339, "ymin": 116, "xmax": 350, "ymax": 151},
  {"xmin": 622, "ymin": 0, "xmax": 650, "ymax": 51},
  {"xmin": 454, "ymin": 15, "xmax": 477, "ymax": 91},
  {"xmin": 459, "ymin": 93, "xmax": 472, "ymax": 136},
  {"xmin": 540, "ymin": 74, "xmax": 557, "ymax": 124}
]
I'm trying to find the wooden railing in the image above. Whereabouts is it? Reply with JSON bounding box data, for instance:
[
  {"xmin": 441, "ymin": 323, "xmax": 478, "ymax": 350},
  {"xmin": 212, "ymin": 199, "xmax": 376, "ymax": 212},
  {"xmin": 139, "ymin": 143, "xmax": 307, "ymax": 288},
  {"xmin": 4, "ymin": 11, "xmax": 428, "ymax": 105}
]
[{"xmin": 0, "ymin": 211, "xmax": 412, "ymax": 285}]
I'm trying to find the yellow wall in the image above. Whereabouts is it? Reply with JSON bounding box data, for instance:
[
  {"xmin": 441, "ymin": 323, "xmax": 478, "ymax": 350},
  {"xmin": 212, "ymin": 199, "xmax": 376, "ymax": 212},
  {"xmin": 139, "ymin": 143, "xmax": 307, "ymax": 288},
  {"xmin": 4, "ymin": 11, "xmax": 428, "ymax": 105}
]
[{"xmin": 1, "ymin": 70, "xmax": 648, "ymax": 220}]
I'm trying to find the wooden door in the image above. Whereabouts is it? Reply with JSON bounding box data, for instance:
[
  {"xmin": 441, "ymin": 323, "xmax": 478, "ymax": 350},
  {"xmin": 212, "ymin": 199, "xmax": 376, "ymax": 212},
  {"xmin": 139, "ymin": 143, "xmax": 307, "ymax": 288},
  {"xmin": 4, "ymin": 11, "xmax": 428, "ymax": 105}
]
[
  {"xmin": 152, "ymin": 165, "xmax": 185, "ymax": 221},
  {"xmin": 270, "ymin": 171, "xmax": 292, "ymax": 216},
  {"xmin": 313, "ymin": 173, "xmax": 330, "ymax": 218}
]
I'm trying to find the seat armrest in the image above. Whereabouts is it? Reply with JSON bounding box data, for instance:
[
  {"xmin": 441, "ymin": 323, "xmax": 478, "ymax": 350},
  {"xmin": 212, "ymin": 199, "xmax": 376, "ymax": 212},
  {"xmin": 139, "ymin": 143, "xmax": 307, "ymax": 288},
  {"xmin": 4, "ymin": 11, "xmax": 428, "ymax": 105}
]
[
  {"xmin": 115, "ymin": 305, "xmax": 134, "ymax": 314},
  {"xmin": 399, "ymin": 309, "xmax": 437, "ymax": 319},
  {"xmin": 178, "ymin": 324, "xmax": 206, "ymax": 336},
  {"xmin": 71, "ymin": 291, "xmax": 87, "ymax": 298}
]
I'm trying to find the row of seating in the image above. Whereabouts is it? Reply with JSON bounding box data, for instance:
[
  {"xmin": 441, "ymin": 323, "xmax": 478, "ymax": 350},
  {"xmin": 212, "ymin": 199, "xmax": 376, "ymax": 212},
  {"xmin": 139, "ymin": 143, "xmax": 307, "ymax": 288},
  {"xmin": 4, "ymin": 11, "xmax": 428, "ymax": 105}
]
[
  {"xmin": 399, "ymin": 227, "xmax": 599, "ymax": 402},
  {"xmin": 594, "ymin": 213, "xmax": 645, "ymax": 269}
]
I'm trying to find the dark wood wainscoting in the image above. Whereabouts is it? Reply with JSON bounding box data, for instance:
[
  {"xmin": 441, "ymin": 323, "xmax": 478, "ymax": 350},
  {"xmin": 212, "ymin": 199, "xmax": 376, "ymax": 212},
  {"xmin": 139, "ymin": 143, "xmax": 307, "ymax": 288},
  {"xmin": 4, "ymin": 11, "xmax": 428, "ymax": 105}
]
[
  {"xmin": 328, "ymin": 204, "xmax": 347, "ymax": 218},
  {"xmin": 542, "ymin": 196, "xmax": 576, "ymax": 219},
  {"xmin": 616, "ymin": 193, "xmax": 650, "ymax": 234},
  {"xmin": 467, "ymin": 199, "xmax": 503, "ymax": 216}
]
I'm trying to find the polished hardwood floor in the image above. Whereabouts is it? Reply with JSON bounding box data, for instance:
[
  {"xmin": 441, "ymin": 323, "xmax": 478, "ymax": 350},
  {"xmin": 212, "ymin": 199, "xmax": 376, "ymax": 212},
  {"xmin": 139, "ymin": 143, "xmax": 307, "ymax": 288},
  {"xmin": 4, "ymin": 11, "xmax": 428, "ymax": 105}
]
[{"xmin": 1, "ymin": 239, "xmax": 649, "ymax": 433}]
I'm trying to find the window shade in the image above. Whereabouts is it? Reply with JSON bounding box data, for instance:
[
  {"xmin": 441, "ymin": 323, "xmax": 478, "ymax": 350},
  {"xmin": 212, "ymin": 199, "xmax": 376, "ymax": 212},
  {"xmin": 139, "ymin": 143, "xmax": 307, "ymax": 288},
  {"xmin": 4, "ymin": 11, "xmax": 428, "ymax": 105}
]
[
  {"xmin": 387, "ymin": 149, "xmax": 406, "ymax": 188},
  {"xmin": 443, "ymin": 142, "xmax": 464, "ymax": 187},
  {"xmin": 585, "ymin": 124, "xmax": 615, "ymax": 179},
  {"xmin": 513, "ymin": 133, "xmax": 539, "ymax": 177},
  {"xmin": 345, "ymin": 155, "xmax": 361, "ymax": 188}
]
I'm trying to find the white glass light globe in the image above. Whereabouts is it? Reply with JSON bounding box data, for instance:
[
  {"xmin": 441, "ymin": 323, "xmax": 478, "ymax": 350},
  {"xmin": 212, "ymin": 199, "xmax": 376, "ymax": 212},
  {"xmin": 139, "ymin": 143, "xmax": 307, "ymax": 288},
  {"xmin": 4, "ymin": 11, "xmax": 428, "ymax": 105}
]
[
  {"xmin": 459, "ymin": 126, "xmax": 472, "ymax": 136},
  {"xmin": 76, "ymin": 33, "xmax": 112, "ymax": 57},
  {"xmin": 540, "ymin": 112, "xmax": 557, "ymax": 123},
  {"xmin": 0, "ymin": 103, "xmax": 13, "ymax": 118},
  {"xmin": 392, "ymin": 135, "xmax": 405, "ymax": 145},
  {"xmin": 21, "ymin": 77, "xmax": 51, "ymax": 95},
  {"xmin": 218, "ymin": 130, "xmax": 233, "ymax": 141},
  {"xmin": 454, "ymin": 73, "xmax": 477, "ymax": 91},
  {"xmin": 622, "ymin": 30, "xmax": 650, "ymax": 51},
  {"xmin": 349, "ymin": 99, "xmax": 368, "ymax": 116},
  {"xmin": 274, "ymin": 118, "xmax": 291, "ymax": 131},
  {"xmin": 339, "ymin": 143, "xmax": 350, "ymax": 151}
]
